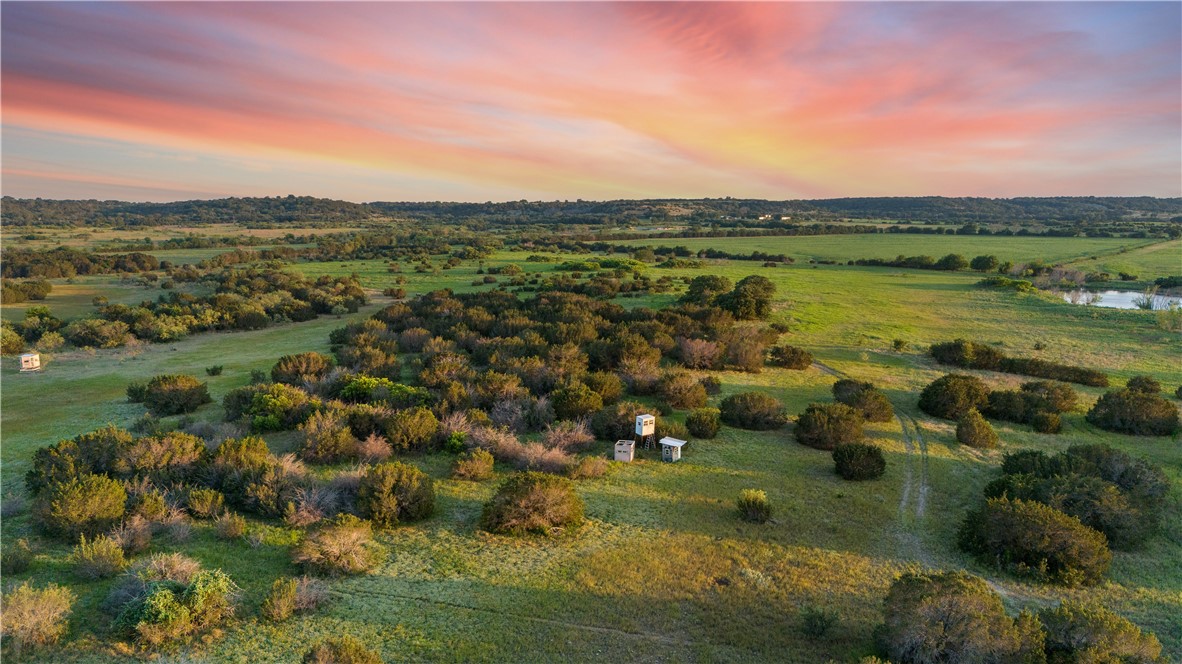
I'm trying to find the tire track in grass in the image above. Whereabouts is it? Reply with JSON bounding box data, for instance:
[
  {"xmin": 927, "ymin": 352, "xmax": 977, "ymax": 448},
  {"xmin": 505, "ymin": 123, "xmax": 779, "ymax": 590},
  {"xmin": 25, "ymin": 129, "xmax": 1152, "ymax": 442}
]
[
  {"xmin": 814, "ymin": 359, "xmax": 932, "ymax": 563},
  {"xmin": 337, "ymin": 586, "xmax": 703, "ymax": 648}
]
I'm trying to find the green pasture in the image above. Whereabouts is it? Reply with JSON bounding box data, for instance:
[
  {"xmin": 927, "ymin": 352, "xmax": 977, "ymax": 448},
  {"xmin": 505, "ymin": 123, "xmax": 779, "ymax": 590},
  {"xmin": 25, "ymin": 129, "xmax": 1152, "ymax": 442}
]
[
  {"xmin": 2, "ymin": 240, "xmax": 1180, "ymax": 661},
  {"xmin": 613, "ymin": 234, "xmax": 1162, "ymax": 270}
]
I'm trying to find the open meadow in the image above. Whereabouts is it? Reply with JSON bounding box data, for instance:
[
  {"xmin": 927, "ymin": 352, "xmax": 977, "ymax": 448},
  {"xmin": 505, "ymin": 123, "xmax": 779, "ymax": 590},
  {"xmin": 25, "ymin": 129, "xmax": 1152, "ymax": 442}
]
[{"xmin": 2, "ymin": 230, "xmax": 1180, "ymax": 662}]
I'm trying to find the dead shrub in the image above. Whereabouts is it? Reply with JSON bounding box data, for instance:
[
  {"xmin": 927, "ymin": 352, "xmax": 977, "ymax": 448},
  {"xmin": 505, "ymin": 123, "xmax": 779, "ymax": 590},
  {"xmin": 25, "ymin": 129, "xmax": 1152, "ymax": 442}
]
[
  {"xmin": 108, "ymin": 515, "xmax": 153, "ymax": 555},
  {"xmin": 215, "ymin": 512, "xmax": 247, "ymax": 540},
  {"xmin": 356, "ymin": 433, "xmax": 392, "ymax": 464},
  {"xmin": 292, "ymin": 514, "xmax": 384, "ymax": 577},
  {"xmin": 0, "ymin": 582, "xmax": 75, "ymax": 658},
  {"xmin": 284, "ymin": 485, "xmax": 340, "ymax": 528},
  {"xmin": 567, "ymin": 456, "xmax": 608, "ymax": 480},
  {"xmin": 541, "ymin": 420, "xmax": 594, "ymax": 452},
  {"xmin": 452, "ymin": 449, "xmax": 495, "ymax": 481}
]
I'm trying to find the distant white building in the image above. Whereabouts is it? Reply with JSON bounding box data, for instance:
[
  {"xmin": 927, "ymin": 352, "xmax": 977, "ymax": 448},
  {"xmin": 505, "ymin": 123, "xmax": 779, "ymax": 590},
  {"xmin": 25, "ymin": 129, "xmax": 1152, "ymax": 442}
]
[{"xmin": 19, "ymin": 352, "xmax": 41, "ymax": 372}]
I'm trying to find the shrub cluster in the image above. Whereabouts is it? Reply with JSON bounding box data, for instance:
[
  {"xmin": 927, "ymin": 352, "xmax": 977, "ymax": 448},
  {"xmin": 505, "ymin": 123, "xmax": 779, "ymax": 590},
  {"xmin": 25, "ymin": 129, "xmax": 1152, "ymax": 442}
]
[
  {"xmin": 930, "ymin": 338, "xmax": 1108, "ymax": 387},
  {"xmin": 832, "ymin": 443, "xmax": 886, "ymax": 481},
  {"xmin": 293, "ymin": 514, "xmax": 385, "ymax": 577},
  {"xmin": 831, "ymin": 379, "xmax": 894, "ymax": 422},
  {"xmin": 957, "ymin": 497, "xmax": 1112, "ymax": 586},
  {"xmin": 917, "ymin": 373, "xmax": 989, "ymax": 420},
  {"xmin": 987, "ymin": 445, "xmax": 1168, "ymax": 549},
  {"xmin": 1085, "ymin": 388, "xmax": 1179, "ymax": 436},
  {"xmin": 138, "ymin": 374, "xmax": 213, "ymax": 416},
  {"xmin": 736, "ymin": 489, "xmax": 772, "ymax": 523},
  {"xmin": 357, "ymin": 462, "xmax": 435, "ymax": 528},
  {"xmin": 794, "ymin": 402, "xmax": 864, "ymax": 450},
  {"xmin": 0, "ymin": 582, "xmax": 76, "ymax": 658},
  {"xmin": 768, "ymin": 345, "xmax": 812, "ymax": 369},
  {"xmin": 113, "ymin": 569, "xmax": 239, "ymax": 647},
  {"xmin": 956, "ymin": 409, "xmax": 998, "ymax": 448},
  {"xmin": 685, "ymin": 408, "xmax": 721, "ymax": 438},
  {"xmin": 878, "ymin": 571, "xmax": 1044, "ymax": 664},
  {"xmin": 720, "ymin": 392, "xmax": 788, "ymax": 430},
  {"xmin": 480, "ymin": 472, "xmax": 584, "ymax": 536}
]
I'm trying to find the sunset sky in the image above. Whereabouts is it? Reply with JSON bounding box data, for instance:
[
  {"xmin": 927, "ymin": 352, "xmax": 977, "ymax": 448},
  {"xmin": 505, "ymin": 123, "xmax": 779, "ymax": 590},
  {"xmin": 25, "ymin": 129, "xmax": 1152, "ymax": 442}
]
[{"xmin": 2, "ymin": 2, "xmax": 1179, "ymax": 202}]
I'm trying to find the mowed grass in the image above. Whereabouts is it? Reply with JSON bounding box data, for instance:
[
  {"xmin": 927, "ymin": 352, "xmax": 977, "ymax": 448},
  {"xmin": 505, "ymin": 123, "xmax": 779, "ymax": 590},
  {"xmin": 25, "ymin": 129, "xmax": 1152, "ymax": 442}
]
[
  {"xmin": 2, "ymin": 240, "xmax": 1181, "ymax": 661},
  {"xmin": 1063, "ymin": 238, "xmax": 1182, "ymax": 282},
  {"xmin": 613, "ymin": 234, "xmax": 1160, "ymax": 270}
]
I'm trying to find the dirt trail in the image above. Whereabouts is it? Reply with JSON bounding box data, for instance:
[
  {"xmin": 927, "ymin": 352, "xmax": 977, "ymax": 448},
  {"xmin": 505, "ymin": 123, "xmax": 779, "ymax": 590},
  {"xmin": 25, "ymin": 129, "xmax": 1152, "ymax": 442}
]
[{"xmin": 814, "ymin": 360, "xmax": 933, "ymax": 563}]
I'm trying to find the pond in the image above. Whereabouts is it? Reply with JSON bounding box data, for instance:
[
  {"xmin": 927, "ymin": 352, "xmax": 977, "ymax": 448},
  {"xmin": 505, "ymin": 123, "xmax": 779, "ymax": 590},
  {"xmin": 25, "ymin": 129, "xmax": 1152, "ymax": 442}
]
[{"xmin": 1059, "ymin": 289, "xmax": 1182, "ymax": 310}]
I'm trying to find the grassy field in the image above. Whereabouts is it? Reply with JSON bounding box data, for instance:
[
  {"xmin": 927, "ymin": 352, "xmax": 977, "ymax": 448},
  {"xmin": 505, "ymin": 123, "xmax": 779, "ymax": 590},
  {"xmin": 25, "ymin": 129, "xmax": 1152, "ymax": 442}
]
[
  {"xmin": 2, "ymin": 237, "xmax": 1180, "ymax": 662},
  {"xmin": 1063, "ymin": 238, "xmax": 1182, "ymax": 282},
  {"xmin": 1, "ymin": 225, "xmax": 357, "ymax": 251},
  {"xmin": 613, "ymin": 235, "xmax": 1162, "ymax": 270}
]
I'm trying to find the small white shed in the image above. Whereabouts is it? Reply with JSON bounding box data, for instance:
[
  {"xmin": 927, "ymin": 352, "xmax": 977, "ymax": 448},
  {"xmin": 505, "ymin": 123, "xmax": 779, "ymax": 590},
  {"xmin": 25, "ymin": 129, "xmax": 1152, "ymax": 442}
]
[
  {"xmin": 635, "ymin": 414, "xmax": 655, "ymax": 437},
  {"xmin": 659, "ymin": 437, "xmax": 686, "ymax": 463},
  {"xmin": 614, "ymin": 439, "xmax": 635, "ymax": 462},
  {"xmin": 19, "ymin": 352, "xmax": 41, "ymax": 372}
]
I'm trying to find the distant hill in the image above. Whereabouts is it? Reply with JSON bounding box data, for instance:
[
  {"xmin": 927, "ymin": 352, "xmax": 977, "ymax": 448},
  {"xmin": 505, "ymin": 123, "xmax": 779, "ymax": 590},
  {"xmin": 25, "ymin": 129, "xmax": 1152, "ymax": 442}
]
[{"xmin": 2, "ymin": 195, "xmax": 1179, "ymax": 227}]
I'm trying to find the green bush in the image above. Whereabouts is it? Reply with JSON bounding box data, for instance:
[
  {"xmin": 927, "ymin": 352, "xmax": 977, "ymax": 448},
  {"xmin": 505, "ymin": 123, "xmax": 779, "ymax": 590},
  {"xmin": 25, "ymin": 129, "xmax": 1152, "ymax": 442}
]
[
  {"xmin": 566, "ymin": 456, "xmax": 608, "ymax": 480},
  {"xmin": 1020, "ymin": 381, "xmax": 1078, "ymax": 413},
  {"xmin": 831, "ymin": 379, "xmax": 894, "ymax": 422},
  {"xmin": 223, "ymin": 383, "xmax": 317, "ymax": 432},
  {"xmin": 550, "ymin": 383, "xmax": 604, "ymax": 421},
  {"xmin": 215, "ymin": 512, "xmax": 247, "ymax": 541},
  {"xmin": 298, "ymin": 410, "xmax": 359, "ymax": 464},
  {"xmin": 62, "ymin": 318, "xmax": 130, "ymax": 348},
  {"xmin": 481, "ymin": 472, "xmax": 584, "ymax": 536},
  {"xmin": 272, "ymin": 352, "xmax": 335, "ymax": 385},
  {"xmin": 768, "ymin": 345, "xmax": 812, "ymax": 369},
  {"xmin": 118, "ymin": 432, "xmax": 207, "ymax": 484},
  {"xmin": 1030, "ymin": 411, "xmax": 1061, "ymax": 434},
  {"xmin": 381, "ymin": 406, "xmax": 439, "ymax": 452},
  {"xmin": 185, "ymin": 488, "xmax": 225, "ymax": 519},
  {"xmin": 1039, "ymin": 601, "xmax": 1163, "ymax": 663},
  {"xmin": 141, "ymin": 374, "xmax": 212, "ymax": 416},
  {"xmin": 879, "ymin": 571, "xmax": 1045, "ymax": 664},
  {"xmin": 293, "ymin": 514, "xmax": 384, "ymax": 577},
  {"xmin": 795, "ymin": 402, "xmax": 864, "ymax": 450},
  {"xmin": 35, "ymin": 473, "xmax": 126, "ymax": 540},
  {"xmin": 583, "ymin": 371, "xmax": 624, "ymax": 404},
  {"xmin": 2, "ymin": 538, "xmax": 34, "ymax": 575},
  {"xmin": 736, "ymin": 489, "xmax": 772, "ymax": 523},
  {"xmin": 590, "ymin": 401, "xmax": 648, "ymax": 440},
  {"xmin": 0, "ymin": 582, "xmax": 75, "ymax": 657},
  {"xmin": 1, "ymin": 326, "xmax": 24, "ymax": 355},
  {"xmin": 720, "ymin": 392, "xmax": 787, "ymax": 430},
  {"xmin": 212, "ymin": 436, "xmax": 270, "ymax": 471},
  {"xmin": 685, "ymin": 408, "xmax": 721, "ymax": 438},
  {"xmin": 984, "ymin": 473, "xmax": 1150, "ymax": 550},
  {"xmin": 262, "ymin": 578, "xmax": 298, "ymax": 623},
  {"xmin": 918, "ymin": 373, "xmax": 990, "ymax": 420},
  {"xmin": 1125, "ymin": 375, "xmax": 1161, "ymax": 394},
  {"xmin": 799, "ymin": 604, "xmax": 839, "ymax": 639},
  {"xmin": 25, "ymin": 425, "xmax": 134, "ymax": 495},
  {"xmin": 832, "ymin": 443, "xmax": 886, "ymax": 481},
  {"xmin": 659, "ymin": 372, "xmax": 708, "ymax": 409},
  {"xmin": 1086, "ymin": 389, "xmax": 1179, "ymax": 436},
  {"xmin": 115, "ymin": 569, "xmax": 238, "ymax": 647},
  {"xmin": 70, "ymin": 534, "xmax": 127, "ymax": 579},
  {"xmin": 958, "ymin": 497, "xmax": 1111, "ymax": 585},
  {"xmin": 357, "ymin": 462, "xmax": 435, "ymax": 527},
  {"xmin": 126, "ymin": 382, "xmax": 149, "ymax": 403},
  {"xmin": 303, "ymin": 635, "xmax": 382, "ymax": 664},
  {"xmin": 452, "ymin": 448, "xmax": 495, "ymax": 481},
  {"xmin": 956, "ymin": 409, "xmax": 999, "ymax": 448}
]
